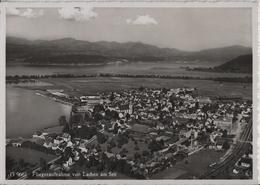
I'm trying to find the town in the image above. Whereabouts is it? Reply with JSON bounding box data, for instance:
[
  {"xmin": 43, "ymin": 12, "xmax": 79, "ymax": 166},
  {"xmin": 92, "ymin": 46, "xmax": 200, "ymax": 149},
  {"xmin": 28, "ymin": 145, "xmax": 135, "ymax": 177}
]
[{"xmin": 6, "ymin": 87, "xmax": 252, "ymax": 179}]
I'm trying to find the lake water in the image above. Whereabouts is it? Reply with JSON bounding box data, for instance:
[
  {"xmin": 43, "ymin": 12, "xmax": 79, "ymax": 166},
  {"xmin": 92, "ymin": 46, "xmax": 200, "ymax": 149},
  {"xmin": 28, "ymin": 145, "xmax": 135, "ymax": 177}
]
[
  {"xmin": 6, "ymin": 85, "xmax": 71, "ymax": 138},
  {"xmin": 7, "ymin": 61, "xmax": 250, "ymax": 78},
  {"xmin": 7, "ymin": 61, "xmax": 195, "ymax": 76},
  {"xmin": 7, "ymin": 62, "xmax": 196, "ymax": 76}
]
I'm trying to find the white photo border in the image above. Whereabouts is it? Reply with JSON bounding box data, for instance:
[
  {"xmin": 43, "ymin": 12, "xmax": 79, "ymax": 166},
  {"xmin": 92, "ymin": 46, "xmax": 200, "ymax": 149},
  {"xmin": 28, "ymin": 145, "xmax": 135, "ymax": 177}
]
[{"xmin": 0, "ymin": 1, "xmax": 258, "ymax": 185}]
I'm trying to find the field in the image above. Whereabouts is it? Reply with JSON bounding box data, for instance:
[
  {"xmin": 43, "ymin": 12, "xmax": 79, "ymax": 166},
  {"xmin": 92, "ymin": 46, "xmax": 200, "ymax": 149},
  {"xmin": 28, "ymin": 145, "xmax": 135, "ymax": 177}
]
[
  {"xmin": 151, "ymin": 148, "xmax": 226, "ymax": 179},
  {"xmin": 6, "ymin": 146, "xmax": 56, "ymax": 165},
  {"xmin": 91, "ymin": 132, "xmax": 150, "ymax": 160},
  {"xmin": 42, "ymin": 125, "xmax": 64, "ymax": 135},
  {"xmin": 22, "ymin": 77, "xmax": 253, "ymax": 100}
]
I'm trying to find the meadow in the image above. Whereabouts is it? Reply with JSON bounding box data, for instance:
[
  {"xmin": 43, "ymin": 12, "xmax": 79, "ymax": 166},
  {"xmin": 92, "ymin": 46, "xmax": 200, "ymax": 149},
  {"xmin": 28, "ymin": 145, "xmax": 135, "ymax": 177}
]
[{"xmin": 37, "ymin": 77, "xmax": 252, "ymax": 100}]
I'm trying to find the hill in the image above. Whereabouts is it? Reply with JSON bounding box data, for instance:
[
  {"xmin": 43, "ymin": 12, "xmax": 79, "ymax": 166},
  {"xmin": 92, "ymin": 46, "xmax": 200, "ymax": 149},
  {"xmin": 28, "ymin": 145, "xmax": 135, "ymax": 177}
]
[
  {"xmin": 213, "ymin": 54, "xmax": 252, "ymax": 73},
  {"xmin": 6, "ymin": 36, "xmax": 252, "ymax": 65}
]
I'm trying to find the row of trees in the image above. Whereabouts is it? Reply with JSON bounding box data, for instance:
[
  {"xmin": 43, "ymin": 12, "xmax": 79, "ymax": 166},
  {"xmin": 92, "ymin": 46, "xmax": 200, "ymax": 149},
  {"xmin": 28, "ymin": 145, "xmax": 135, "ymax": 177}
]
[{"xmin": 6, "ymin": 73, "xmax": 252, "ymax": 83}]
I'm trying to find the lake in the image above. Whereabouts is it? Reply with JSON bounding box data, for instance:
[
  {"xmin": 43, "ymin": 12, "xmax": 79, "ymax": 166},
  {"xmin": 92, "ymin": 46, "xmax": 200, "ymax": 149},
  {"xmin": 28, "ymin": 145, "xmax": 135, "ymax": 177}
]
[
  {"xmin": 6, "ymin": 61, "xmax": 250, "ymax": 78},
  {"xmin": 6, "ymin": 85, "xmax": 71, "ymax": 138}
]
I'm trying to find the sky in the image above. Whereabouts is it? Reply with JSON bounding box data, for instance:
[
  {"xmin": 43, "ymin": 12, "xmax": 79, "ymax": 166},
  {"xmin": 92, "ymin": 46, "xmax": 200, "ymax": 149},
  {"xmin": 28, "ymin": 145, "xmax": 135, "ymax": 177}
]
[{"xmin": 6, "ymin": 7, "xmax": 252, "ymax": 51}]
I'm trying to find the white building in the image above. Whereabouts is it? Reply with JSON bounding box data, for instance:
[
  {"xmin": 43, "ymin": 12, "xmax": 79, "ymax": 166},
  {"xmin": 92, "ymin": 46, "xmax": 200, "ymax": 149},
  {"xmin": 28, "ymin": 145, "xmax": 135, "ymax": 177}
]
[{"xmin": 214, "ymin": 116, "xmax": 233, "ymax": 134}]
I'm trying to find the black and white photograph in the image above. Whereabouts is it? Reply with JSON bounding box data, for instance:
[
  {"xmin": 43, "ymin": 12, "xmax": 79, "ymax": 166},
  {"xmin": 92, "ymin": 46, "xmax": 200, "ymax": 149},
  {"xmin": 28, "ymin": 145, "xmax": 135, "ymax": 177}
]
[{"xmin": 5, "ymin": 6, "xmax": 254, "ymax": 180}]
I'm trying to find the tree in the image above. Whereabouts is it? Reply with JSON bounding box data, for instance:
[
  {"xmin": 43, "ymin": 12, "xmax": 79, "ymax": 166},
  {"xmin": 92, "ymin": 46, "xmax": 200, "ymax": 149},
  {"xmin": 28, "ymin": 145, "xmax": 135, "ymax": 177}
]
[
  {"xmin": 6, "ymin": 156, "xmax": 17, "ymax": 175},
  {"xmin": 195, "ymin": 102, "xmax": 199, "ymax": 110},
  {"xmin": 139, "ymin": 86, "xmax": 145, "ymax": 92},
  {"xmin": 111, "ymin": 111, "xmax": 119, "ymax": 120},
  {"xmin": 232, "ymin": 116, "xmax": 238, "ymax": 123},
  {"xmin": 148, "ymin": 139, "xmax": 163, "ymax": 153},
  {"xmin": 162, "ymin": 88, "xmax": 168, "ymax": 94},
  {"xmin": 109, "ymin": 139, "xmax": 116, "ymax": 149},
  {"xmin": 59, "ymin": 116, "xmax": 67, "ymax": 126},
  {"xmin": 97, "ymin": 132, "xmax": 107, "ymax": 144},
  {"xmin": 63, "ymin": 122, "xmax": 71, "ymax": 133},
  {"xmin": 109, "ymin": 92, "xmax": 115, "ymax": 102},
  {"xmin": 134, "ymin": 152, "xmax": 141, "ymax": 160},
  {"xmin": 93, "ymin": 113, "xmax": 103, "ymax": 122},
  {"xmin": 39, "ymin": 158, "xmax": 48, "ymax": 171},
  {"xmin": 117, "ymin": 133, "xmax": 129, "ymax": 146},
  {"xmin": 222, "ymin": 141, "xmax": 230, "ymax": 150},
  {"xmin": 142, "ymin": 150, "xmax": 149, "ymax": 156},
  {"xmin": 113, "ymin": 123, "xmax": 119, "ymax": 134},
  {"xmin": 222, "ymin": 130, "xmax": 228, "ymax": 138},
  {"xmin": 93, "ymin": 104, "xmax": 105, "ymax": 114},
  {"xmin": 18, "ymin": 159, "xmax": 25, "ymax": 169},
  {"xmin": 125, "ymin": 113, "xmax": 130, "ymax": 120}
]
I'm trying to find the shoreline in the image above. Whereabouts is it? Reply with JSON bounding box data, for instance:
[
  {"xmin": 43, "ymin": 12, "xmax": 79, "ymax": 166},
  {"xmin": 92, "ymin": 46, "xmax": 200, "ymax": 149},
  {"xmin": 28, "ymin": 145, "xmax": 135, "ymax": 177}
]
[
  {"xmin": 6, "ymin": 73, "xmax": 252, "ymax": 84},
  {"xmin": 34, "ymin": 91, "xmax": 73, "ymax": 106},
  {"xmin": 6, "ymin": 86, "xmax": 71, "ymax": 140},
  {"xmin": 6, "ymin": 124, "xmax": 64, "ymax": 141}
]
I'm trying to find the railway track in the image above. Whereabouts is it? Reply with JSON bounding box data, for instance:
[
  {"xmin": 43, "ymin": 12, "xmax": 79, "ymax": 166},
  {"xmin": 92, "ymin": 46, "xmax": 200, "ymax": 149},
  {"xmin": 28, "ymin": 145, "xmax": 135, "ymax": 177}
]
[{"xmin": 200, "ymin": 118, "xmax": 252, "ymax": 179}]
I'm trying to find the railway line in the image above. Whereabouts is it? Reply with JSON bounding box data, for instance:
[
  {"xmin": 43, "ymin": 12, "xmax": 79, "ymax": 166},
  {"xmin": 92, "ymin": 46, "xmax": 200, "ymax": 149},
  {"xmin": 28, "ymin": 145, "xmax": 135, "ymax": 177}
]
[{"xmin": 200, "ymin": 118, "xmax": 252, "ymax": 179}]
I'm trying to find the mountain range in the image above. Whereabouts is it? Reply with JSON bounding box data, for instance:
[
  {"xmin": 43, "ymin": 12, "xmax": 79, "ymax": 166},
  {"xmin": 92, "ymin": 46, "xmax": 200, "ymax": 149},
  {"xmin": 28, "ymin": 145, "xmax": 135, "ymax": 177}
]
[{"xmin": 6, "ymin": 36, "xmax": 252, "ymax": 65}]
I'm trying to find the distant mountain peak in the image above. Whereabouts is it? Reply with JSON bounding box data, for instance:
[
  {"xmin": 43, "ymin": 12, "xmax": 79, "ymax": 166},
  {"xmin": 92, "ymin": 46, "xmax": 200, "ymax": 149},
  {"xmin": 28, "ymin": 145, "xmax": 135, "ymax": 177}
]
[{"xmin": 52, "ymin": 37, "xmax": 77, "ymax": 42}]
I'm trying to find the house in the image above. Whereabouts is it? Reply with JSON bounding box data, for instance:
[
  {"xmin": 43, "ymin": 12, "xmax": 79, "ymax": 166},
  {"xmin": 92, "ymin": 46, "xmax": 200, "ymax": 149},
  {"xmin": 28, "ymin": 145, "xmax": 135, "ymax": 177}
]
[
  {"xmin": 31, "ymin": 137, "xmax": 45, "ymax": 146},
  {"xmin": 47, "ymin": 89, "xmax": 64, "ymax": 94},
  {"xmin": 62, "ymin": 133, "xmax": 71, "ymax": 142},
  {"xmin": 12, "ymin": 142, "xmax": 22, "ymax": 147},
  {"xmin": 118, "ymin": 104, "xmax": 133, "ymax": 115},
  {"xmin": 130, "ymin": 124, "xmax": 151, "ymax": 135},
  {"xmin": 79, "ymin": 143, "xmax": 88, "ymax": 153},
  {"xmin": 33, "ymin": 131, "xmax": 45, "ymax": 139},
  {"xmin": 193, "ymin": 130, "xmax": 199, "ymax": 139},
  {"xmin": 179, "ymin": 129, "xmax": 191, "ymax": 138},
  {"xmin": 232, "ymin": 168, "xmax": 240, "ymax": 174},
  {"xmin": 156, "ymin": 136, "xmax": 171, "ymax": 142},
  {"xmin": 239, "ymin": 157, "xmax": 252, "ymax": 169},
  {"xmin": 196, "ymin": 97, "xmax": 212, "ymax": 106},
  {"xmin": 51, "ymin": 92, "xmax": 69, "ymax": 99},
  {"xmin": 191, "ymin": 140, "xmax": 198, "ymax": 148},
  {"xmin": 73, "ymin": 150, "xmax": 80, "ymax": 161},
  {"xmin": 43, "ymin": 141, "xmax": 53, "ymax": 148},
  {"xmin": 156, "ymin": 122, "xmax": 165, "ymax": 130},
  {"xmin": 214, "ymin": 116, "xmax": 233, "ymax": 134},
  {"xmin": 63, "ymin": 157, "xmax": 73, "ymax": 169},
  {"xmin": 66, "ymin": 141, "xmax": 73, "ymax": 148},
  {"xmin": 119, "ymin": 112, "xmax": 124, "ymax": 119},
  {"xmin": 216, "ymin": 141, "xmax": 223, "ymax": 150},
  {"xmin": 73, "ymin": 105, "xmax": 93, "ymax": 113},
  {"xmin": 59, "ymin": 141, "xmax": 68, "ymax": 151},
  {"xmin": 209, "ymin": 134, "xmax": 218, "ymax": 144},
  {"xmin": 52, "ymin": 143, "xmax": 59, "ymax": 150},
  {"xmin": 54, "ymin": 138, "xmax": 63, "ymax": 145},
  {"xmin": 105, "ymin": 152, "xmax": 114, "ymax": 158},
  {"xmin": 149, "ymin": 132, "xmax": 158, "ymax": 137},
  {"xmin": 80, "ymin": 95, "xmax": 102, "ymax": 104}
]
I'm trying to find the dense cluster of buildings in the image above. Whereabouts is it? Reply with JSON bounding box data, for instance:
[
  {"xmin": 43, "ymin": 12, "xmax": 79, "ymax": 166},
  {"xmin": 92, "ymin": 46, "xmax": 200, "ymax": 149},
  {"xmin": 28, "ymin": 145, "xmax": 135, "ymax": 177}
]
[{"xmin": 7, "ymin": 87, "xmax": 252, "ymax": 179}]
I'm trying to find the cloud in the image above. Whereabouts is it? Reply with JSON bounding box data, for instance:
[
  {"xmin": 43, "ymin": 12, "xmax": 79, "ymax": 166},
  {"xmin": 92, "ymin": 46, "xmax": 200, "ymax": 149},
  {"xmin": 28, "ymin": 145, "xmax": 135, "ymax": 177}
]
[
  {"xmin": 6, "ymin": 8, "xmax": 44, "ymax": 18},
  {"xmin": 126, "ymin": 15, "xmax": 158, "ymax": 25},
  {"xmin": 21, "ymin": 8, "xmax": 41, "ymax": 18},
  {"xmin": 58, "ymin": 7, "xmax": 97, "ymax": 21},
  {"xmin": 6, "ymin": 7, "xmax": 21, "ymax": 16}
]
